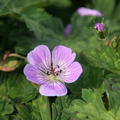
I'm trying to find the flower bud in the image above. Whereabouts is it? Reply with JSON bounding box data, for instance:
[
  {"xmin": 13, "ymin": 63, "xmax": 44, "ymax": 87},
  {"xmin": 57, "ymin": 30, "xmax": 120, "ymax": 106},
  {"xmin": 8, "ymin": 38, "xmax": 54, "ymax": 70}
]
[
  {"xmin": 64, "ymin": 24, "xmax": 72, "ymax": 37},
  {"xmin": 95, "ymin": 23, "xmax": 105, "ymax": 32}
]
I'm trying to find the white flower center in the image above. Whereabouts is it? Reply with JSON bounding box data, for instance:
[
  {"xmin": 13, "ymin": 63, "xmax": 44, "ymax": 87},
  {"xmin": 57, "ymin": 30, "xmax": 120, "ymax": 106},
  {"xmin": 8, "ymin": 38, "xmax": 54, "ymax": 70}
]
[{"xmin": 48, "ymin": 74, "xmax": 56, "ymax": 81}]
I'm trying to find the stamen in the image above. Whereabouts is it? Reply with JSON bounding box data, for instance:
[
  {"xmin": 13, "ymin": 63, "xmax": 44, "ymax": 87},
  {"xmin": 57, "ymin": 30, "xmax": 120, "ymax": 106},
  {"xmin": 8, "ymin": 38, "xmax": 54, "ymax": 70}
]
[
  {"xmin": 47, "ymin": 71, "xmax": 51, "ymax": 75},
  {"xmin": 55, "ymin": 73, "xmax": 59, "ymax": 76},
  {"xmin": 60, "ymin": 70, "xmax": 62, "ymax": 73},
  {"xmin": 57, "ymin": 65, "xmax": 60, "ymax": 68},
  {"xmin": 51, "ymin": 62, "xmax": 53, "ymax": 66}
]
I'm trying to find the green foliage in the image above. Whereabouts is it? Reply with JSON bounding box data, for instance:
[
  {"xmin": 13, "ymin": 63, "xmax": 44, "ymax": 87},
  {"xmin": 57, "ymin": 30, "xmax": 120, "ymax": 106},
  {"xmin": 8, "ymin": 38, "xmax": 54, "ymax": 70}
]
[
  {"xmin": 15, "ymin": 104, "xmax": 32, "ymax": 120},
  {"xmin": 83, "ymin": 38, "xmax": 120, "ymax": 75},
  {"xmin": 52, "ymin": 96, "xmax": 72, "ymax": 120},
  {"xmin": 0, "ymin": 0, "xmax": 71, "ymax": 16},
  {"xmin": 92, "ymin": 0, "xmax": 115, "ymax": 17},
  {"xmin": 32, "ymin": 96, "xmax": 51, "ymax": 120},
  {"xmin": 104, "ymin": 74, "xmax": 120, "ymax": 110},
  {"xmin": 0, "ymin": 72, "xmax": 37, "ymax": 103},
  {"xmin": 9, "ymin": 96, "xmax": 51, "ymax": 120},
  {"xmin": 7, "ymin": 75, "xmax": 37, "ymax": 103},
  {"xmin": 0, "ymin": 97, "xmax": 14, "ymax": 116},
  {"xmin": 20, "ymin": 7, "xmax": 64, "ymax": 49},
  {"xmin": 0, "ymin": 0, "xmax": 120, "ymax": 119},
  {"xmin": 65, "ymin": 89, "xmax": 120, "ymax": 120},
  {"xmin": 64, "ymin": 13, "xmax": 120, "ymax": 75},
  {"xmin": 113, "ymin": 3, "xmax": 120, "ymax": 22}
]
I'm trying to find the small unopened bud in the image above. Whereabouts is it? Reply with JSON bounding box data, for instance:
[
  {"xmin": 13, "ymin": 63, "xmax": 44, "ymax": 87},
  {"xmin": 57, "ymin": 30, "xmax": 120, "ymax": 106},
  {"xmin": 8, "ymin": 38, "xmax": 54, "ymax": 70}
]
[
  {"xmin": 95, "ymin": 23, "xmax": 105, "ymax": 32},
  {"xmin": 64, "ymin": 24, "xmax": 72, "ymax": 37}
]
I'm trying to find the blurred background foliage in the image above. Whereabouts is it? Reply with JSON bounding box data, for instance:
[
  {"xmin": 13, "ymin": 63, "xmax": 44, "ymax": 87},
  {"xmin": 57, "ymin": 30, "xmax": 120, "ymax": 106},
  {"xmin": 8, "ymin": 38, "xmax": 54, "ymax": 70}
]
[{"xmin": 0, "ymin": 0, "xmax": 120, "ymax": 120}]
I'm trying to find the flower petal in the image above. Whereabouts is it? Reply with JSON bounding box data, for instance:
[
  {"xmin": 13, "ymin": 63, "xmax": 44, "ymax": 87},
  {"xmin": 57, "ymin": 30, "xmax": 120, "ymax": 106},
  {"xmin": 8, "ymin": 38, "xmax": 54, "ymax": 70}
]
[
  {"xmin": 52, "ymin": 45, "xmax": 76, "ymax": 69},
  {"xmin": 77, "ymin": 7, "xmax": 102, "ymax": 16},
  {"xmin": 60, "ymin": 62, "xmax": 83, "ymax": 83},
  {"xmin": 39, "ymin": 81, "xmax": 67, "ymax": 96},
  {"xmin": 24, "ymin": 64, "xmax": 48, "ymax": 85},
  {"xmin": 27, "ymin": 45, "xmax": 51, "ymax": 70}
]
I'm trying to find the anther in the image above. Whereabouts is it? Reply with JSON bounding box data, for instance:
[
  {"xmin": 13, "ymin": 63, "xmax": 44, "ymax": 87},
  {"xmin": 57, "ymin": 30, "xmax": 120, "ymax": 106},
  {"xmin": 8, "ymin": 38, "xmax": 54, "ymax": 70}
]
[
  {"xmin": 57, "ymin": 65, "xmax": 60, "ymax": 68},
  {"xmin": 51, "ymin": 62, "xmax": 53, "ymax": 66},
  {"xmin": 55, "ymin": 73, "xmax": 59, "ymax": 76},
  {"xmin": 59, "ymin": 70, "xmax": 62, "ymax": 73},
  {"xmin": 47, "ymin": 71, "xmax": 51, "ymax": 75}
]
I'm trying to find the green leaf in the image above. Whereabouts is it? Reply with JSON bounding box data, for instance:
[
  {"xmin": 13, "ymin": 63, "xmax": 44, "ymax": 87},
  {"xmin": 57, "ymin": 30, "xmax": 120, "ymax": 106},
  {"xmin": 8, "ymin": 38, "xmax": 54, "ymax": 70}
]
[
  {"xmin": 13, "ymin": 96, "xmax": 52, "ymax": 120},
  {"xmin": 0, "ymin": 74, "xmax": 8, "ymax": 97},
  {"xmin": 52, "ymin": 96, "xmax": 72, "ymax": 120},
  {"xmin": 50, "ymin": 0, "xmax": 71, "ymax": 7},
  {"xmin": 65, "ymin": 89, "xmax": 117, "ymax": 120},
  {"xmin": 15, "ymin": 104, "xmax": 32, "ymax": 120},
  {"xmin": 0, "ymin": 97, "xmax": 14, "ymax": 116},
  {"xmin": 0, "ymin": 0, "xmax": 45, "ymax": 15},
  {"xmin": 32, "ymin": 96, "xmax": 51, "ymax": 120},
  {"xmin": 0, "ymin": 72, "xmax": 37, "ymax": 103},
  {"xmin": 20, "ymin": 7, "xmax": 64, "ymax": 49},
  {"xmin": 104, "ymin": 74, "xmax": 120, "ymax": 110},
  {"xmin": 7, "ymin": 74, "xmax": 37, "ymax": 103},
  {"xmin": 0, "ymin": 116, "xmax": 9, "ymax": 120},
  {"xmin": 113, "ymin": 3, "xmax": 120, "ymax": 22},
  {"xmin": 14, "ymin": 36, "xmax": 39, "ymax": 55},
  {"xmin": 0, "ymin": 0, "xmax": 71, "ymax": 16},
  {"xmin": 92, "ymin": 0, "xmax": 115, "ymax": 16},
  {"xmin": 84, "ymin": 41, "xmax": 120, "ymax": 75}
]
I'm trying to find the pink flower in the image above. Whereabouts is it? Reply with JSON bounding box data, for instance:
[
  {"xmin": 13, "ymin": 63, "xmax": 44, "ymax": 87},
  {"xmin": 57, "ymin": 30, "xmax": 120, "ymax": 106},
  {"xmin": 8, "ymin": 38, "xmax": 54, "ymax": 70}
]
[
  {"xmin": 77, "ymin": 7, "xmax": 102, "ymax": 16},
  {"xmin": 24, "ymin": 45, "xmax": 83, "ymax": 96},
  {"xmin": 95, "ymin": 23, "xmax": 105, "ymax": 32}
]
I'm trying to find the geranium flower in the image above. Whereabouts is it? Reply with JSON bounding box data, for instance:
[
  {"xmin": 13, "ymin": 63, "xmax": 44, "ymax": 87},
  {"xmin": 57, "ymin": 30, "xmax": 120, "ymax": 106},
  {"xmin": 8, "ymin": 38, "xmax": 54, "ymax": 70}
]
[
  {"xmin": 24, "ymin": 45, "xmax": 83, "ymax": 96},
  {"xmin": 77, "ymin": 7, "xmax": 102, "ymax": 16}
]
